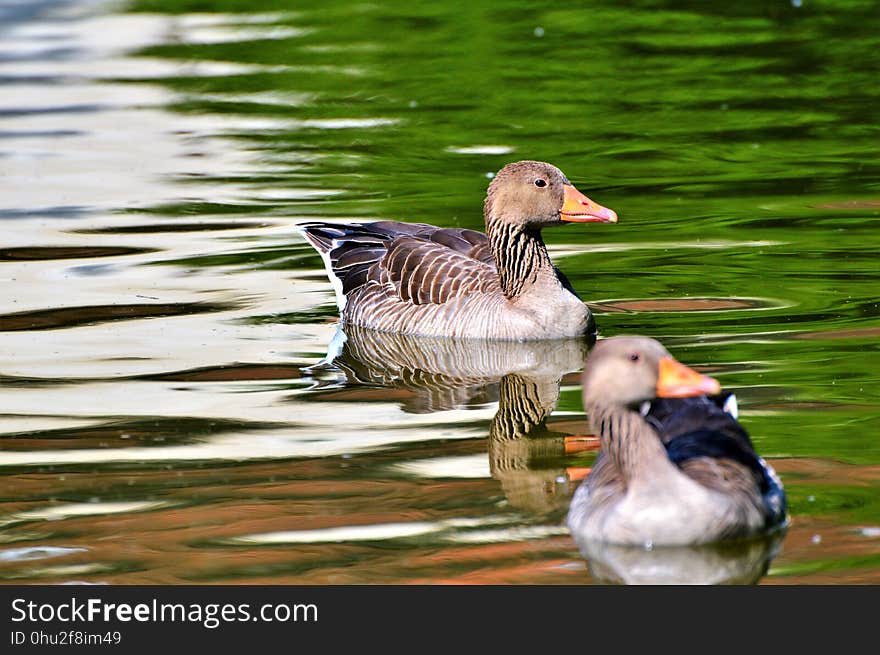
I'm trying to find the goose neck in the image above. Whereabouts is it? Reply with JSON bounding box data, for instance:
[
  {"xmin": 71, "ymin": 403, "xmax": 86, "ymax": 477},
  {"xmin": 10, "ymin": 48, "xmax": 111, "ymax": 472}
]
[{"xmin": 486, "ymin": 221, "xmax": 553, "ymax": 299}]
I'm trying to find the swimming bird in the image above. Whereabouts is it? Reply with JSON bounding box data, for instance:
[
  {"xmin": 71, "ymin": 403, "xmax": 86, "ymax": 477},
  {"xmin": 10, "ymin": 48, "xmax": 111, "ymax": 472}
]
[
  {"xmin": 299, "ymin": 160, "xmax": 617, "ymax": 340},
  {"xmin": 567, "ymin": 336, "xmax": 786, "ymax": 547}
]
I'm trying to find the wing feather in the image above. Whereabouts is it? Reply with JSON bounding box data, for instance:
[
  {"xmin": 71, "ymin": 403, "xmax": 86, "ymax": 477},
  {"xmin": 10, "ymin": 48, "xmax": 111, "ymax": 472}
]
[
  {"xmin": 299, "ymin": 221, "xmax": 498, "ymax": 307},
  {"xmin": 386, "ymin": 236, "xmax": 498, "ymax": 305}
]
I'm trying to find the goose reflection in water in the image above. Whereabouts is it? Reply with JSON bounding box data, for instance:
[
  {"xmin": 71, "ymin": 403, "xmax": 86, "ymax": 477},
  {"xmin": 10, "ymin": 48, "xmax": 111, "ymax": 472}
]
[
  {"xmin": 304, "ymin": 325, "xmax": 783, "ymax": 584},
  {"xmin": 576, "ymin": 533, "xmax": 785, "ymax": 585},
  {"xmin": 304, "ymin": 324, "xmax": 594, "ymax": 514}
]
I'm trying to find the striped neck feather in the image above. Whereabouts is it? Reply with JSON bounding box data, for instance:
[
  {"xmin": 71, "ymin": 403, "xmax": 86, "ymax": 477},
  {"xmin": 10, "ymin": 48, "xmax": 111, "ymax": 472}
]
[
  {"xmin": 589, "ymin": 404, "xmax": 673, "ymax": 483},
  {"xmin": 487, "ymin": 222, "xmax": 553, "ymax": 298}
]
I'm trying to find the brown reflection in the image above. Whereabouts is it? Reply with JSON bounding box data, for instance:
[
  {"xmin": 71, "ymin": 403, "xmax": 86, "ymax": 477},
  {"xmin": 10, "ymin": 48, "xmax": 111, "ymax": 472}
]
[
  {"xmin": 0, "ymin": 455, "xmax": 519, "ymax": 584},
  {"xmin": 145, "ymin": 363, "xmax": 304, "ymax": 383},
  {"xmin": 2, "ymin": 449, "xmax": 878, "ymax": 583},
  {"xmin": 589, "ymin": 297, "xmax": 764, "ymax": 313},
  {"xmin": 0, "ymin": 363, "xmax": 308, "ymax": 388},
  {"xmin": 309, "ymin": 325, "xmax": 593, "ymax": 513},
  {"xmin": 0, "ymin": 246, "xmax": 155, "ymax": 261},
  {"xmin": 793, "ymin": 326, "xmax": 880, "ymax": 341},
  {"xmin": 487, "ymin": 374, "xmax": 593, "ymax": 515},
  {"xmin": 0, "ymin": 302, "xmax": 231, "ymax": 331},
  {"xmin": 0, "ymin": 416, "xmax": 280, "ymax": 452},
  {"xmin": 815, "ymin": 200, "xmax": 880, "ymax": 210}
]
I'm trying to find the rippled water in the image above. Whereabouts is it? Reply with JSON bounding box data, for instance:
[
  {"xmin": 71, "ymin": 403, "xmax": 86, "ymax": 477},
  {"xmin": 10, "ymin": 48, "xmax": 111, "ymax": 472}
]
[{"xmin": 1, "ymin": 0, "xmax": 879, "ymax": 584}]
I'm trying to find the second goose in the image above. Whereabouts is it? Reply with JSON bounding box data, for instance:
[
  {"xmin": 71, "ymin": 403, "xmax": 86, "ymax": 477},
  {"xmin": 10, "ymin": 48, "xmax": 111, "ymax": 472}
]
[{"xmin": 567, "ymin": 336, "xmax": 786, "ymax": 547}]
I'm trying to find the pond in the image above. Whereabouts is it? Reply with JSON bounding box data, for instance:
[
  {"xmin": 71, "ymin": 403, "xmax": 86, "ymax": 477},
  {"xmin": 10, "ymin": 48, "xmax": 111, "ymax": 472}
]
[{"xmin": 1, "ymin": 0, "xmax": 879, "ymax": 584}]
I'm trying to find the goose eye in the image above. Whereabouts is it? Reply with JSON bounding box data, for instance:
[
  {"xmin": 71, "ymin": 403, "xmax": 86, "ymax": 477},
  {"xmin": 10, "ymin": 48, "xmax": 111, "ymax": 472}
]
[
  {"xmin": 629, "ymin": 353, "xmax": 641, "ymax": 362},
  {"xmin": 534, "ymin": 179, "xmax": 547, "ymax": 188}
]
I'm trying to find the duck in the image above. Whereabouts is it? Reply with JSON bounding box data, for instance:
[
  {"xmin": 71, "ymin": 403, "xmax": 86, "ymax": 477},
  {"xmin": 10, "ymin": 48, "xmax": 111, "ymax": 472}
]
[
  {"xmin": 566, "ymin": 336, "xmax": 786, "ymax": 547},
  {"xmin": 298, "ymin": 160, "xmax": 617, "ymax": 340}
]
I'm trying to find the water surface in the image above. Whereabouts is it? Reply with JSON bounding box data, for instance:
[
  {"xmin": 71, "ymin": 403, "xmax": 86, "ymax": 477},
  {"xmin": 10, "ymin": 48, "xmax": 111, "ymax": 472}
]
[{"xmin": 1, "ymin": 0, "xmax": 879, "ymax": 584}]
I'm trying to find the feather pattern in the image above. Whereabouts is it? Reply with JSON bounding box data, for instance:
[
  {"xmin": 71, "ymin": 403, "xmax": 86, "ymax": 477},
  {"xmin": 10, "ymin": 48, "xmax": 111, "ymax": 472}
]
[
  {"xmin": 299, "ymin": 219, "xmax": 592, "ymax": 339},
  {"xmin": 296, "ymin": 159, "xmax": 615, "ymax": 339}
]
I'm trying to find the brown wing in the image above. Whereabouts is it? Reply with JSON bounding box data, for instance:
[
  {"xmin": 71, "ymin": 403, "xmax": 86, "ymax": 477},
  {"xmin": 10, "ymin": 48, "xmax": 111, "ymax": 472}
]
[
  {"xmin": 678, "ymin": 457, "xmax": 764, "ymax": 506},
  {"xmin": 423, "ymin": 227, "xmax": 495, "ymax": 265},
  {"xmin": 375, "ymin": 235, "xmax": 499, "ymax": 305}
]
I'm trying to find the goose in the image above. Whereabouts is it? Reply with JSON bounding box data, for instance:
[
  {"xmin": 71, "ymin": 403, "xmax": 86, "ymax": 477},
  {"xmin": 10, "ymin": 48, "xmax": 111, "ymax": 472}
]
[
  {"xmin": 566, "ymin": 336, "xmax": 786, "ymax": 547},
  {"xmin": 299, "ymin": 160, "xmax": 617, "ymax": 340}
]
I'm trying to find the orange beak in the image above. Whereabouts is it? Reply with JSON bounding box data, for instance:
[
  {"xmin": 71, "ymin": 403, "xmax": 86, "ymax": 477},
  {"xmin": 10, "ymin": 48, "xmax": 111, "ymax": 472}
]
[
  {"xmin": 656, "ymin": 357, "xmax": 721, "ymax": 398},
  {"xmin": 560, "ymin": 184, "xmax": 618, "ymax": 223}
]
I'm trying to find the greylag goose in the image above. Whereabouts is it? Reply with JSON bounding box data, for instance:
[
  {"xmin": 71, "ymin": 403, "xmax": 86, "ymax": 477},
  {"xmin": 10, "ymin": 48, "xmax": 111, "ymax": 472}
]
[
  {"xmin": 567, "ymin": 336, "xmax": 786, "ymax": 547},
  {"xmin": 299, "ymin": 160, "xmax": 617, "ymax": 340}
]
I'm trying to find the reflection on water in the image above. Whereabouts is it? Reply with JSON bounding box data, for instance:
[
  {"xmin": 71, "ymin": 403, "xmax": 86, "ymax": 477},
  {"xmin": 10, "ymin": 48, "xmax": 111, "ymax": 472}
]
[
  {"xmin": 325, "ymin": 327, "xmax": 785, "ymax": 583},
  {"xmin": 577, "ymin": 534, "xmax": 785, "ymax": 585},
  {"xmin": 1, "ymin": 0, "xmax": 880, "ymax": 584},
  {"xmin": 311, "ymin": 326, "xmax": 592, "ymax": 514},
  {"xmin": 314, "ymin": 324, "xmax": 589, "ymax": 411}
]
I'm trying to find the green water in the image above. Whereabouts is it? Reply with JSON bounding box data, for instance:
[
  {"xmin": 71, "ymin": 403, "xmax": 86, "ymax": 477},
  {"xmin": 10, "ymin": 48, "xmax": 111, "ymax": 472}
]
[{"xmin": 0, "ymin": 0, "xmax": 878, "ymax": 583}]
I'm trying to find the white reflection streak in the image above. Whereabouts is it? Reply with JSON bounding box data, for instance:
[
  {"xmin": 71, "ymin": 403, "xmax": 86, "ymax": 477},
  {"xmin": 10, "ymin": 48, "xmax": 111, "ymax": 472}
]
[
  {"xmin": 226, "ymin": 516, "xmax": 516, "ymax": 545},
  {"xmin": 389, "ymin": 454, "xmax": 491, "ymax": 479},
  {"xmin": 0, "ymin": 501, "xmax": 175, "ymax": 528},
  {"xmin": 0, "ymin": 422, "xmax": 488, "ymax": 468}
]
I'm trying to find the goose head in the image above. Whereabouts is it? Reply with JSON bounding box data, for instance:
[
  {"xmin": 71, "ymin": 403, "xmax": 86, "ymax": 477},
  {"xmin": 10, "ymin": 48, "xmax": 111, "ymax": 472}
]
[
  {"xmin": 582, "ymin": 336, "xmax": 721, "ymax": 409},
  {"xmin": 484, "ymin": 160, "xmax": 618, "ymax": 230}
]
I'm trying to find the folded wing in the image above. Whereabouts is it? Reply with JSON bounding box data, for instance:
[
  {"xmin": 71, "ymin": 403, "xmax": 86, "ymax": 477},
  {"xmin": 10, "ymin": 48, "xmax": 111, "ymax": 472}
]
[{"xmin": 299, "ymin": 220, "xmax": 498, "ymax": 307}]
